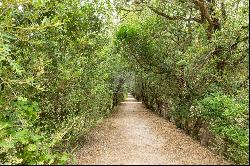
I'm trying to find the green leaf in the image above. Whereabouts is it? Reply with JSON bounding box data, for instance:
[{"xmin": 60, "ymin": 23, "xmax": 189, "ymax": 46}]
[
  {"xmin": 14, "ymin": 130, "xmax": 29, "ymax": 144},
  {"xmin": 27, "ymin": 144, "xmax": 37, "ymax": 151},
  {"xmin": 59, "ymin": 152, "xmax": 68, "ymax": 164}
]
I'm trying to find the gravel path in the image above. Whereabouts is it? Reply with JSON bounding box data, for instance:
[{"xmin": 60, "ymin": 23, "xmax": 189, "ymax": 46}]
[{"xmin": 76, "ymin": 94, "xmax": 230, "ymax": 165}]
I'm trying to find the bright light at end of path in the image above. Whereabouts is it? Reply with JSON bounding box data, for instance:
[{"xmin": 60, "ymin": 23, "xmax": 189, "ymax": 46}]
[
  {"xmin": 126, "ymin": 97, "xmax": 135, "ymax": 100},
  {"xmin": 121, "ymin": 102, "xmax": 142, "ymax": 104}
]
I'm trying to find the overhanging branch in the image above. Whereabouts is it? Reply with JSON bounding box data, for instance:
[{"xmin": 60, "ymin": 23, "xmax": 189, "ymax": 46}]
[{"xmin": 147, "ymin": 5, "xmax": 202, "ymax": 23}]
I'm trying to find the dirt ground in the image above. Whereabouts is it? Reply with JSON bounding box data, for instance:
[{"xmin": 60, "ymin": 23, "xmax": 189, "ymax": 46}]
[{"xmin": 76, "ymin": 95, "xmax": 230, "ymax": 165}]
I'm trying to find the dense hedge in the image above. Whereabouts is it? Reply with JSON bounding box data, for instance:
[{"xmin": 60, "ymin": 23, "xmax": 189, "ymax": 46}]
[
  {"xmin": 115, "ymin": 0, "xmax": 249, "ymax": 164},
  {"xmin": 0, "ymin": 1, "xmax": 126, "ymax": 164}
]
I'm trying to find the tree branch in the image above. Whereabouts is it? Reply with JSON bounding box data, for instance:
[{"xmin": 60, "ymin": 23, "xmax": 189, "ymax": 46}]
[
  {"xmin": 120, "ymin": 8, "xmax": 142, "ymax": 12},
  {"xmin": 147, "ymin": 5, "xmax": 202, "ymax": 23},
  {"xmin": 192, "ymin": 0, "xmax": 215, "ymax": 39}
]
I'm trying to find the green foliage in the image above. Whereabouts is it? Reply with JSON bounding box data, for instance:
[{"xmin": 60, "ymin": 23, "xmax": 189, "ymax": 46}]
[
  {"xmin": 115, "ymin": 0, "xmax": 249, "ymax": 164},
  {"xmin": 197, "ymin": 93, "xmax": 248, "ymax": 164},
  {"xmin": 0, "ymin": 0, "xmax": 127, "ymax": 164},
  {"xmin": 116, "ymin": 24, "xmax": 139, "ymax": 42},
  {"xmin": 0, "ymin": 97, "xmax": 66, "ymax": 164},
  {"xmin": 198, "ymin": 93, "xmax": 247, "ymax": 121}
]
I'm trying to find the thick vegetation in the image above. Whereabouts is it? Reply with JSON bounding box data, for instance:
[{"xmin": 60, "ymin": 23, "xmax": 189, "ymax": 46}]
[
  {"xmin": 115, "ymin": 0, "xmax": 249, "ymax": 164},
  {"xmin": 0, "ymin": 1, "xmax": 128, "ymax": 164},
  {"xmin": 0, "ymin": 0, "xmax": 249, "ymax": 165}
]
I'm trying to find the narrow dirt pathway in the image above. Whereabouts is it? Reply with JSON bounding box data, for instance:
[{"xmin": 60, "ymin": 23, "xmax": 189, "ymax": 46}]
[{"xmin": 76, "ymin": 94, "xmax": 229, "ymax": 165}]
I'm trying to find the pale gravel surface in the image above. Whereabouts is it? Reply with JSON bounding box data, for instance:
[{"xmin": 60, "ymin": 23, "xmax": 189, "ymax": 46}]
[{"xmin": 76, "ymin": 95, "xmax": 230, "ymax": 165}]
